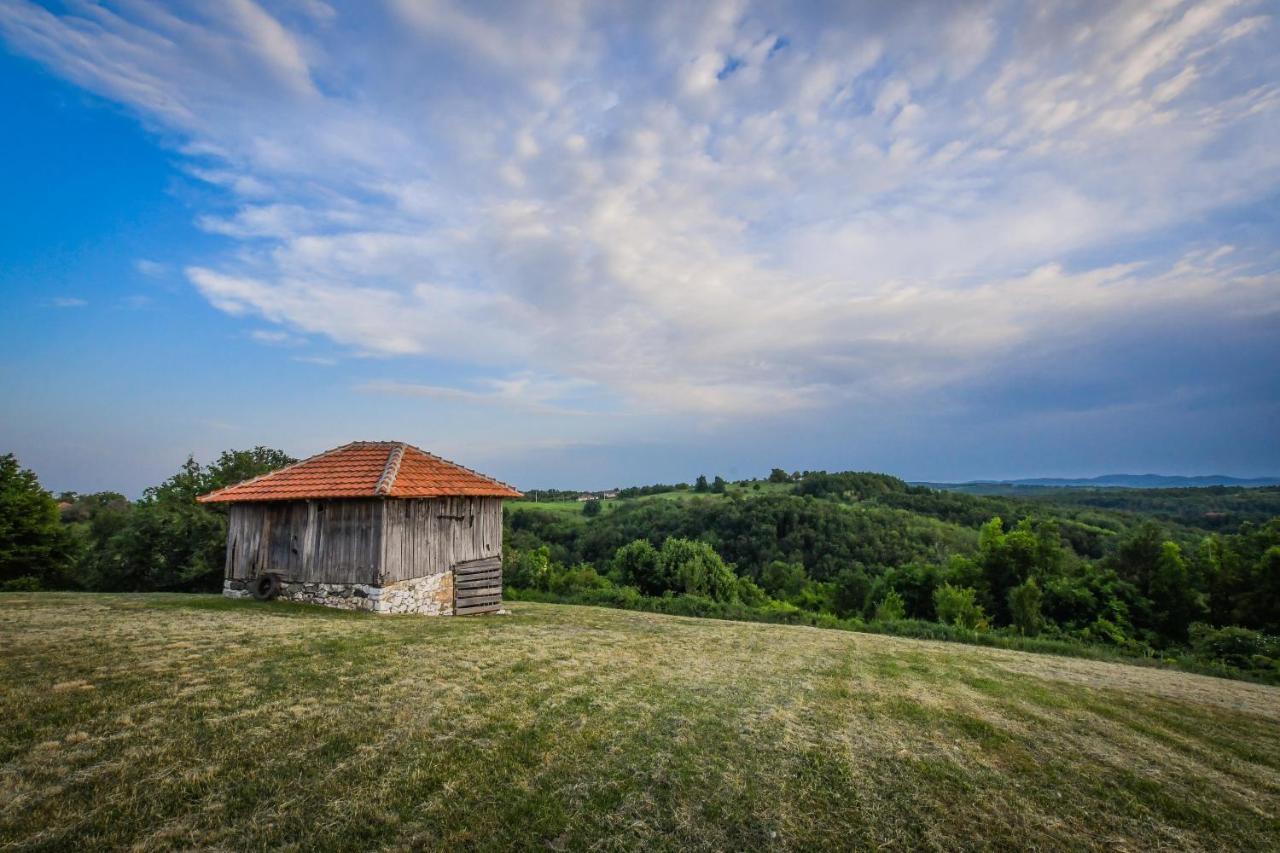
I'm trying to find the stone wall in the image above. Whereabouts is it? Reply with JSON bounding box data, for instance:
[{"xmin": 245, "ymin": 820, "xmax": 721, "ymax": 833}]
[{"xmin": 223, "ymin": 571, "xmax": 457, "ymax": 615}]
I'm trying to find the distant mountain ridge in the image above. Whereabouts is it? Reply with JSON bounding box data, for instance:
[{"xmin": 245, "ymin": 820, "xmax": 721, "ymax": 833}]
[{"xmin": 919, "ymin": 474, "xmax": 1280, "ymax": 490}]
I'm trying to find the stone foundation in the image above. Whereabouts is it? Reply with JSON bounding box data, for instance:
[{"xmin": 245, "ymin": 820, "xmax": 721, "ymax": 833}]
[{"xmin": 224, "ymin": 571, "xmax": 458, "ymax": 615}]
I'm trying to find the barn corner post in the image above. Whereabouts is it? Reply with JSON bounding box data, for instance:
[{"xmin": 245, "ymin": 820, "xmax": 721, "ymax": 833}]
[{"xmin": 196, "ymin": 441, "xmax": 521, "ymax": 615}]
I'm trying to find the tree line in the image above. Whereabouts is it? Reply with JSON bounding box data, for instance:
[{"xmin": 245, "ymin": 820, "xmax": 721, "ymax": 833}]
[
  {"xmin": 504, "ymin": 474, "xmax": 1280, "ymax": 681},
  {"xmin": 2, "ymin": 450, "xmax": 1276, "ymax": 681},
  {"xmin": 0, "ymin": 449, "xmax": 294, "ymax": 593}
]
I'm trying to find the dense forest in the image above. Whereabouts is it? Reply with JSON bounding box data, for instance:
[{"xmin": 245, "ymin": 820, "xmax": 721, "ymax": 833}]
[{"xmin": 1, "ymin": 450, "xmax": 1277, "ymax": 682}]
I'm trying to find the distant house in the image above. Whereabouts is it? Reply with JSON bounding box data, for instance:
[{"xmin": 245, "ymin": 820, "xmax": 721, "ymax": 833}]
[
  {"xmin": 576, "ymin": 493, "xmax": 595, "ymax": 502},
  {"xmin": 577, "ymin": 490, "xmax": 618, "ymax": 502},
  {"xmin": 198, "ymin": 441, "xmax": 521, "ymax": 615}
]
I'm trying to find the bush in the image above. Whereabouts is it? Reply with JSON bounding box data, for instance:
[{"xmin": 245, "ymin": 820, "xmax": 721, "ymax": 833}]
[
  {"xmin": 1189, "ymin": 623, "xmax": 1278, "ymax": 670},
  {"xmin": 659, "ymin": 538, "xmax": 737, "ymax": 602},
  {"xmin": 0, "ymin": 575, "xmax": 41, "ymax": 592},
  {"xmin": 582, "ymin": 499, "xmax": 601, "ymax": 517},
  {"xmin": 547, "ymin": 564, "xmax": 610, "ymax": 596},
  {"xmin": 933, "ymin": 583, "xmax": 988, "ymax": 631},
  {"xmin": 1008, "ymin": 578, "xmax": 1044, "ymax": 636},
  {"xmin": 610, "ymin": 540, "xmax": 662, "ymax": 595},
  {"xmin": 874, "ymin": 590, "xmax": 906, "ymax": 621}
]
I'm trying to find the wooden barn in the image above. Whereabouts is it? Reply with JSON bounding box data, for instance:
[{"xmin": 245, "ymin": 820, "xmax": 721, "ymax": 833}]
[{"xmin": 198, "ymin": 441, "xmax": 522, "ymax": 615}]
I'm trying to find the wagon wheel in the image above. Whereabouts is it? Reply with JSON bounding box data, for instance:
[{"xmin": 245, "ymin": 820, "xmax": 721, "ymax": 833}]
[{"xmin": 253, "ymin": 573, "xmax": 282, "ymax": 601}]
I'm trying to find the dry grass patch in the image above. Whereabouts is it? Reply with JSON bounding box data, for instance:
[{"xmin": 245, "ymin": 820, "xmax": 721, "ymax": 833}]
[{"xmin": 0, "ymin": 593, "xmax": 1277, "ymax": 850}]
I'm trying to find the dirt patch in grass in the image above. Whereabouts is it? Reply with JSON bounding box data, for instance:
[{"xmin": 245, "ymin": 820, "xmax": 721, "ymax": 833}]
[{"xmin": 1, "ymin": 594, "xmax": 1277, "ymax": 850}]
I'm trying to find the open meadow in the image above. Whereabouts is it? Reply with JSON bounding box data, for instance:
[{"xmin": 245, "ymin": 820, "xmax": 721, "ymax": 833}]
[{"xmin": 2, "ymin": 593, "xmax": 1277, "ymax": 850}]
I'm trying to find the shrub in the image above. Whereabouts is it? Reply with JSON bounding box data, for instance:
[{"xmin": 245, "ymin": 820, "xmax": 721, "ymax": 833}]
[
  {"xmin": 504, "ymin": 546, "xmax": 553, "ymax": 591},
  {"xmin": 582, "ymin": 499, "xmax": 602, "ymax": 517},
  {"xmin": 1189, "ymin": 623, "xmax": 1278, "ymax": 669},
  {"xmin": 0, "ymin": 575, "xmax": 41, "ymax": 592},
  {"xmin": 659, "ymin": 538, "xmax": 737, "ymax": 602},
  {"xmin": 874, "ymin": 589, "xmax": 906, "ymax": 621},
  {"xmin": 1008, "ymin": 578, "xmax": 1044, "ymax": 636},
  {"xmin": 610, "ymin": 539, "xmax": 663, "ymax": 595},
  {"xmin": 547, "ymin": 564, "xmax": 610, "ymax": 596},
  {"xmin": 933, "ymin": 583, "xmax": 988, "ymax": 631}
]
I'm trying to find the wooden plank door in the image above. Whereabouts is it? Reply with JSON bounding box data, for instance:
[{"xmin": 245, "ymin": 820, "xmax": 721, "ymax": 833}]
[{"xmin": 453, "ymin": 556, "xmax": 502, "ymax": 615}]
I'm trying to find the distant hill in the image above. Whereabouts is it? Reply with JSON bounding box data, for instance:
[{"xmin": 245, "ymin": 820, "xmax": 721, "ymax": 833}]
[{"xmin": 918, "ymin": 474, "xmax": 1280, "ymax": 492}]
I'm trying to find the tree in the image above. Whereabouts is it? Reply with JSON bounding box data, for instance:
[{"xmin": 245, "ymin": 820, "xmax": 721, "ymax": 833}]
[
  {"xmin": 582, "ymin": 499, "xmax": 602, "ymax": 517},
  {"xmin": 76, "ymin": 448, "xmax": 296, "ymax": 592},
  {"xmin": 694, "ymin": 475, "xmax": 709, "ymax": 493},
  {"xmin": 0, "ymin": 454, "xmax": 74, "ymax": 588},
  {"xmin": 768, "ymin": 468, "xmax": 790, "ymax": 484},
  {"xmin": 505, "ymin": 546, "xmax": 553, "ymax": 591},
  {"xmin": 658, "ymin": 538, "xmax": 737, "ymax": 602},
  {"xmin": 874, "ymin": 589, "xmax": 906, "ymax": 621},
  {"xmin": 933, "ymin": 583, "xmax": 988, "ymax": 630},
  {"xmin": 711, "ymin": 475, "xmax": 727, "ymax": 494},
  {"xmin": 204, "ymin": 447, "xmax": 297, "ymax": 493},
  {"xmin": 761, "ymin": 560, "xmax": 807, "ymax": 599},
  {"xmin": 833, "ymin": 566, "xmax": 871, "ymax": 617},
  {"xmin": 1111, "ymin": 523, "xmax": 1208, "ymax": 640},
  {"xmin": 1008, "ymin": 578, "xmax": 1044, "ymax": 636},
  {"xmin": 974, "ymin": 517, "xmax": 1065, "ymax": 624},
  {"xmin": 610, "ymin": 539, "xmax": 663, "ymax": 595}
]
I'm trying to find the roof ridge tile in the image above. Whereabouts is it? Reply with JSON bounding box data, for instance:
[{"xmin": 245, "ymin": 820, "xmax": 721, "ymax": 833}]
[{"xmin": 375, "ymin": 442, "xmax": 407, "ymax": 495}]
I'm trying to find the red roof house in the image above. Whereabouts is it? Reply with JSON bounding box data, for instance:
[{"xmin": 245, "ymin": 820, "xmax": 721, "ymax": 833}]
[{"xmin": 203, "ymin": 441, "xmax": 519, "ymax": 615}]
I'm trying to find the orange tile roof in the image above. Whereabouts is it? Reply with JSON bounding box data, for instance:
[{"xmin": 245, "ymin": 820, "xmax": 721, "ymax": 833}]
[{"xmin": 197, "ymin": 442, "xmax": 522, "ymax": 503}]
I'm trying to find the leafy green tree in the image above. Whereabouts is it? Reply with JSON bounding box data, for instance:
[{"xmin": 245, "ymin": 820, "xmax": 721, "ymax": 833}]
[
  {"xmin": 933, "ymin": 583, "xmax": 988, "ymax": 630},
  {"xmin": 1008, "ymin": 578, "xmax": 1044, "ymax": 636},
  {"xmin": 0, "ymin": 454, "xmax": 74, "ymax": 588},
  {"xmin": 694, "ymin": 475, "xmax": 708, "ymax": 493},
  {"xmin": 735, "ymin": 575, "xmax": 769, "ymax": 606},
  {"xmin": 204, "ymin": 447, "xmax": 297, "ymax": 493},
  {"xmin": 505, "ymin": 546, "xmax": 553, "ymax": 591},
  {"xmin": 711, "ymin": 476, "xmax": 727, "ymax": 494},
  {"xmin": 761, "ymin": 560, "xmax": 807, "ymax": 599},
  {"xmin": 1110, "ymin": 523, "xmax": 1208, "ymax": 641},
  {"xmin": 973, "ymin": 517, "xmax": 1065, "ymax": 624},
  {"xmin": 610, "ymin": 539, "xmax": 663, "ymax": 594},
  {"xmin": 76, "ymin": 448, "xmax": 296, "ymax": 592},
  {"xmin": 874, "ymin": 589, "xmax": 906, "ymax": 621},
  {"xmin": 768, "ymin": 468, "xmax": 790, "ymax": 483},
  {"xmin": 833, "ymin": 566, "xmax": 871, "ymax": 617},
  {"xmin": 658, "ymin": 537, "xmax": 737, "ymax": 602},
  {"xmin": 582, "ymin": 499, "xmax": 602, "ymax": 517}
]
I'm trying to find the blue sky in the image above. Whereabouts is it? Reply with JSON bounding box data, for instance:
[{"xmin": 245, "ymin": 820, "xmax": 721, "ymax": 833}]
[{"xmin": 1, "ymin": 0, "xmax": 1278, "ymax": 496}]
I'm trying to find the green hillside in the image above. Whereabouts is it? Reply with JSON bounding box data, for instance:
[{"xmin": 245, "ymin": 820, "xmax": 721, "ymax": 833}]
[{"xmin": 2, "ymin": 594, "xmax": 1277, "ymax": 850}]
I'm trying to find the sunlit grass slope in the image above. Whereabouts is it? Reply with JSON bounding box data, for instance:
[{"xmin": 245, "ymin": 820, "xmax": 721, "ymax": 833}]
[{"xmin": 1, "ymin": 594, "xmax": 1277, "ymax": 850}]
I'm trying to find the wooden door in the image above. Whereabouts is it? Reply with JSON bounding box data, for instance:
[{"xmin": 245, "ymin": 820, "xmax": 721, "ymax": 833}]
[{"xmin": 453, "ymin": 556, "xmax": 502, "ymax": 615}]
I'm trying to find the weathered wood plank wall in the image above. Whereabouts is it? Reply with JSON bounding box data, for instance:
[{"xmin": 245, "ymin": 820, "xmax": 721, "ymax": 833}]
[
  {"xmin": 225, "ymin": 500, "xmax": 384, "ymax": 584},
  {"xmin": 224, "ymin": 497, "xmax": 504, "ymax": 587},
  {"xmin": 380, "ymin": 497, "xmax": 503, "ymax": 583}
]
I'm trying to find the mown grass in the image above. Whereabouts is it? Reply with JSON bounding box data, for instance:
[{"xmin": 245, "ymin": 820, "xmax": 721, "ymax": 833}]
[{"xmin": 1, "ymin": 593, "xmax": 1277, "ymax": 850}]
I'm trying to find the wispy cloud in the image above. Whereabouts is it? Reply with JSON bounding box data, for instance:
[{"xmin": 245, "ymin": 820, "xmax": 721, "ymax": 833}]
[
  {"xmin": 4, "ymin": 0, "xmax": 1277, "ymax": 423},
  {"xmin": 134, "ymin": 259, "xmax": 168, "ymax": 278},
  {"xmin": 358, "ymin": 376, "xmax": 607, "ymax": 416},
  {"xmin": 49, "ymin": 297, "xmax": 88, "ymax": 308},
  {"xmin": 249, "ymin": 328, "xmax": 303, "ymax": 346}
]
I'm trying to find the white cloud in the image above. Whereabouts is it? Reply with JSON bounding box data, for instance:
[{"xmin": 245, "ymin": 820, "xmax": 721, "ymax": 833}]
[
  {"xmin": 134, "ymin": 259, "xmax": 168, "ymax": 278},
  {"xmin": 4, "ymin": 0, "xmax": 1278, "ymax": 422},
  {"xmin": 49, "ymin": 297, "xmax": 88, "ymax": 308}
]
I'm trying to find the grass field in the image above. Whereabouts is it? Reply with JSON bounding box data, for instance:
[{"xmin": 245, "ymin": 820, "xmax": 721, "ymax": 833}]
[
  {"xmin": 506, "ymin": 481, "xmax": 795, "ymax": 518},
  {"xmin": 2, "ymin": 594, "xmax": 1278, "ymax": 850}
]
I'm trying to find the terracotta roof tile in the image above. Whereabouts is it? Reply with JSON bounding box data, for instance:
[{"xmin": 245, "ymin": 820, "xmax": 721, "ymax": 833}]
[{"xmin": 197, "ymin": 442, "xmax": 522, "ymax": 503}]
